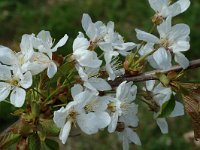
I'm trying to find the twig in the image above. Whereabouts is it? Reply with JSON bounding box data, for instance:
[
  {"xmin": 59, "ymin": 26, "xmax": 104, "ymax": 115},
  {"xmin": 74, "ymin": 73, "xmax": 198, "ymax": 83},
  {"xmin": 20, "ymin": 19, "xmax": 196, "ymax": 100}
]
[{"xmin": 109, "ymin": 59, "xmax": 200, "ymax": 86}]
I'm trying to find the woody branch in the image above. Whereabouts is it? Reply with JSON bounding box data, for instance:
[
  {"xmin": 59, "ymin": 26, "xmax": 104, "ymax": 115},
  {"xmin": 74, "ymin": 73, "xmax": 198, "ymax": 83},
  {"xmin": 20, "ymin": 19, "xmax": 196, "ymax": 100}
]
[{"xmin": 109, "ymin": 59, "xmax": 200, "ymax": 87}]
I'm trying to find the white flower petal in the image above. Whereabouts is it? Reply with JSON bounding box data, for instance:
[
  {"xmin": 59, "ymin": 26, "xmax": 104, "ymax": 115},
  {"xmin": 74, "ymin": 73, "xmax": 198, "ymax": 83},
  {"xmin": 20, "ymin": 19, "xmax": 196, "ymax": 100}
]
[
  {"xmin": 26, "ymin": 62, "xmax": 46, "ymax": 75},
  {"xmin": 139, "ymin": 43, "xmax": 154, "ymax": 56},
  {"xmin": 106, "ymin": 63, "xmax": 116, "ymax": 81},
  {"xmin": 94, "ymin": 112, "xmax": 111, "ymax": 129},
  {"xmin": 82, "ymin": 13, "xmax": 93, "ymax": 32},
  {"xmin": 19, "ymin": 71, "xmax": 32, "ymax": 89},
  {"xmin": 169, "ymin": 24, "xmax": 190, "ymax": 41},
  {"xmin": 174, "ymin": 52, "xmax": 189, "ymax": 69},
  {"xmin": 10, "ymin": 87, "xmax": 26, "ymax": 107},
  {"xmin": 47, "ymin": 62, "xmax": 57, "ymax": 78},
  {"xmin": 175, "ymin": 0, "xmax": 190, "ymax": 14},
  {"xmin": 94, "ymin": 96, "xmax": 110, "ymax": 111},
  {"xmin": 59, "ymin": 121, "xmax": 71, "ymax": 144},
  {"xmin": 148, "ymin": 0, "xmax": 168, "ymax": 12},
  {"xmin": 116, "ymin": 81, "xmax": 127, "ymax": 100},
  {"xmin": 28, "ymin": 52, "xmax": 49, "ymax": 75},
  {"xmin": 99, "ymin": 42, "xmax": 113, "ymax": 52},
  {"xmin": 170, "ymin": 101, "xmax": 184, "ymax": 117},
  {"xmin": 73, "ymin": 90, "xmax": 91, "ymax": 104},
  {"xmin": 77, "ymin": 113, "xmax": 99, "ymax": 135},
  {"xmin": 135, "ymin": 29, "xmax": 159, "ymax": 43},
  {"xmin": 122, "ymin": 135, "xmax": 129, "ymax": 150},
  {"xmin": 0, "ymin": 46, "xmax": 18, "ymax": 65},
  {"xmin": 146, "ymin": 80, "xmax": 155, "ymax": 91},
  {"xmin": 0, "ymin": 82, "xmax": 11, "ymax": 102},
  {"xmin": 121, "ymin": 107, "xmax": 139, "ymax": 127},
  {"xmin": 73, "ymin": 33, "xmax": 90, "ymax": 51},
  {"xmin": 115, "ymin": 42, "xmax": 136, "ymax": 56},
  {"xmin": 104, "ymin": 51, "xmax": 119, "ymax": 66},
  {"xmin": 107, "ymin": 21, "xmax": 114, "ymax": 32},
  {"xmin": 53, "ymin": 107, "xmax": 68, "ymax": 128},
  {"xmin": 116, "ymin": 81, "xmax": 137, "ymax": 103},
  {"xmin": 108, "ymin": 112, "xmax": 119, "ymax": 133},
  {"xmin": 52, "ymin": 34, "xmax": 68, "ymax": 52},
  {"xmin": 156, "ymin": 118, "xmax": 168, "ymax": 134},
  {"xmin": 83, "ymin": 82, "xmax": 99, "ymax": 95},
  {"xmin": 157, "ymin": 17, "xmax": 172, "ymax": 38},
  {"xmin": 37, "ymin": 30, "xmax": 53, "ymax": 46},
  {"xmin": 74, "ymin": 50, "xmax": 102, "ymax": 68},
  {"xmin": 71, "ymin": 84, "xmax": 83, "ymax": 99},
  {"xmin": 126, "ymin": 128, "xmax": 141, "ymax": 145},
  {"xmin": 20, "ymin": 34, "xmax": 34, "ymax": 60},
  {"xmin": 148, "ymin": 55, "xmax": 160, "ymax": 69},
  {"xmin": 153, "ymin": 48, "xmax": 172, "ymax": 70},
  {"xmin": 0, "ymin": 65, "xmax": 12, "ymax": 80},
  {"xmin": 86, "ymin": 23, "xmax": 98, "ymax": 41},
  {"xmin": 168, "ymin": 2, "xmax": 182, "ymax": 17},
  {"xmin": 88, "ymin": 78, "xmax": 111, "ymax": 91}
]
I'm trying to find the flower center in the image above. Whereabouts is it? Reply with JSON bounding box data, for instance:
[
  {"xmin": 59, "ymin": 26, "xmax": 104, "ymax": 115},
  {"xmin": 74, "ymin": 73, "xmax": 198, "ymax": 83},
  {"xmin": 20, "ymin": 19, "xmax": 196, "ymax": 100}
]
[
  {"xmin": 152, "ymin": 13, "xmax": 164, "ymax": 25},
  {"xmin": 160, "ymin": 38, "xmax": 171, "ymax": 49},
  {"xmin": 9, "ymin": 79, "xmax": 19, "ymax": 87},
  {"xmin": 120, "ymin": 102, "xmax": 127, "ymax": 109},
  {"xmin": 84, "ymin": 104, "xmax": 93, "ymax": 113},
  {"xmin": 33, "ymin": 55, "xmax": 50, "ymax": 65},
  {"xmin": 68, "ymin": 110, "xmax": 78, "ymax": 122},
  {"xmin": 107, "ymin": 102, "xmax": 116, "ymax": 112}
]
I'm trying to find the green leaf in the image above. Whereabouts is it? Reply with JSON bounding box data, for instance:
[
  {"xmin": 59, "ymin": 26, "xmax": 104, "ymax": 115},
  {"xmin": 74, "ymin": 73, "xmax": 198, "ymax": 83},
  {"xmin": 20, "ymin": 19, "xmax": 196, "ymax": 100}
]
[
  {"xmin": 41, "ymin": 139, "xmax": 59, "ymax": 150},
  {"xmin": 158, "ymin": 94, "xmax": 176, "ymax": 118},
  {"xmin": 38, "ymin": 119, "xmax": 60, "ymax": 137},
  {"xmin": 28, "ymin": 134, "xmax": 41, "ymax": 150},
  {"xmin": 0, "ymin": 132, "xmax": 21, "ymax": 149}
]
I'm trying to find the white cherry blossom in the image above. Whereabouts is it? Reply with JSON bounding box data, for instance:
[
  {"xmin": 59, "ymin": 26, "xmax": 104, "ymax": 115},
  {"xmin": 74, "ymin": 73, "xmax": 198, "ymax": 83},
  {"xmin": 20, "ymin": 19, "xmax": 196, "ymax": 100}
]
[
  {"xmin": 72, "ymin": 32, "xmax": 102, "ymax": 68},
  {"xmin": 0, "ymin": 34, "xmax": 34, "ymax": 72},
  {"xmin": 117, "ymin": 123, "xmax": 141, "ymax": 150},
  {"xmin": 82, "ymin": 14, "xmax": 136, "ymax": 53},
  {"xmin": 103, "ymin": 56, "xmax": 125, "ymax": 81},
  {"xmin": 32, "ymin": 30, "xmax": 68, "ymax": 59},
  {"xmin": 82, "ymin": 14, "xmax": 107, "ymax": 44},
  {"xmin": 149, "ymin": 0, "xmax": 190, "ymax": 20},
  {"xmin": 26, "ymin": 52, "xmax": 57, "ymax": 78},
  {"xmin": 76, "ymin": 65, "xmax": 111, "ymax": 94},
  {"xmin": 53, "ymin": 84, "xmax": 111, "ymax": 144},
  {"xmin": 144, "ymin": 80, "xmax": 184, "ymax": 134},
  {"xmin": 0, "ymin": 65, "xmax": 32, "ymax": 107},
  {"xmin": 107, "ymin": 81, "xmax": 138, "ymax": 133},
  {"xmin": 103, "ymin": 21, "xmax": 136, "ymax": 55},
  {"xmin": 136, "ymin": 17, "xmax": 190, "ymax": 69}
]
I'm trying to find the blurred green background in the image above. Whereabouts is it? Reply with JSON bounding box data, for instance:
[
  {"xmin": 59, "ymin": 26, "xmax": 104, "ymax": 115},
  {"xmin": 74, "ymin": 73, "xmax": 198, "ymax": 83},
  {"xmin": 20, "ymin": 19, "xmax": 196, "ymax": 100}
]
[{"xmin": 0, "ymin": 0, "xmax": 200, "ymax": 149}]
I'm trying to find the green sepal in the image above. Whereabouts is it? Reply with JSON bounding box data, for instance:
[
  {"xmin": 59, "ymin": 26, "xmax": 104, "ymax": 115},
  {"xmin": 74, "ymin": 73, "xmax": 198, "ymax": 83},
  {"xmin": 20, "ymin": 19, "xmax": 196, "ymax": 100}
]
[
  {"xmin": 41, "ymin": 138, "xmax": 60, "ymax": 150},
  {"xmin": 38, "ymin": 119, "xmax": 60, "ymax": 137},
  {"xmin": 27, "ymin": 133, "xmax": 41, "ymax": 150},
  {"xmin": 156, "ymin": 73, "xmax": 170, "ymax": 86}
]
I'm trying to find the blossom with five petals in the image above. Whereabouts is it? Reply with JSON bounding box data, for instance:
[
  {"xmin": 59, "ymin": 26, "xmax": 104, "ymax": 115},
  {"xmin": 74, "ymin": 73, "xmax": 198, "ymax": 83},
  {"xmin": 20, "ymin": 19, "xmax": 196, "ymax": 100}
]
[
  {"xmin": 136, "ymin": 17, "xmax": 190, "ymax": 69},
  {"xmin": 53, "ymin": 84, "xmax": 111, "ymax": 144},
  {"xmin": 144, "ymin": 80, "xmax": 184, "ymax": 134},
  {"xmin": 0, "ymin": 65, "xmax": 32, "ymax": 107}
]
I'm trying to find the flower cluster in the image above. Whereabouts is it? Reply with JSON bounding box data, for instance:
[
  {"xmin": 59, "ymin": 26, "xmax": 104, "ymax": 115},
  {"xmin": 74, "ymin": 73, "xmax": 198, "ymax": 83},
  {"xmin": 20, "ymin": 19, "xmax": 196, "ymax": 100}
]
[
  {"xmin": 0, "ymin": 0, "xmax": 192, "ymax": 150},
  {"xmin": 0, "ymin": 31, "xmax": 68, "ymax": 107}
]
